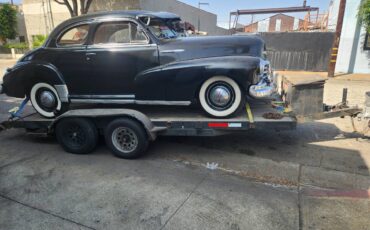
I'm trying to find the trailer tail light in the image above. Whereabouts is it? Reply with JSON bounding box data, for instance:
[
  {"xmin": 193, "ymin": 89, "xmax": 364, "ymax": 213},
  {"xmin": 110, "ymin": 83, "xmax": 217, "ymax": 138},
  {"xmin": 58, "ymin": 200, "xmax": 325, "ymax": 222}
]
[{"xmin": 208, "ymin": 123, "xmax": 242, "ymax": 128}]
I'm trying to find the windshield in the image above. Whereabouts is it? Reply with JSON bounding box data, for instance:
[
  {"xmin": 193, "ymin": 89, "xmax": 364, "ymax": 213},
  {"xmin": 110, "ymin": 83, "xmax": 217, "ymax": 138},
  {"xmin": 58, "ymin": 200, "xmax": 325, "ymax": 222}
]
[{"xmin": 139, "ymin": 17, "xmax": 186, "ymax": 39}]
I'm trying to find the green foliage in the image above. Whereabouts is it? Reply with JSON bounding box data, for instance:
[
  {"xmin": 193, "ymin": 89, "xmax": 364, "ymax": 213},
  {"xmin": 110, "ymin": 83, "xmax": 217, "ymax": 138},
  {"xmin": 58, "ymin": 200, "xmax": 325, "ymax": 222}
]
[
  {"xmin": 4, "ymin": 42, "xmax": 28, "ymax": 49},
  {"xmin": 359, "ymin": 0, "xmax": 370, "ymax": 32},
  {"xmin": 32, "ymin": 35, "xmax": 47, "ymax": 48},
  {"xmin": 0, "ymin": 4, "xmax": 17, "ymax": 42}
]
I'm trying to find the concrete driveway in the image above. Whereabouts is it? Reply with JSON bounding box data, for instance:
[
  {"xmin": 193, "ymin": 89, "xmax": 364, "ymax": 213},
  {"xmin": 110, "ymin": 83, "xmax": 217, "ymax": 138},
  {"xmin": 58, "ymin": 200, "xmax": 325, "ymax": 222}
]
[{"xmin": 0, "ymin": 60, "xmax": 369, "ymax": 230}]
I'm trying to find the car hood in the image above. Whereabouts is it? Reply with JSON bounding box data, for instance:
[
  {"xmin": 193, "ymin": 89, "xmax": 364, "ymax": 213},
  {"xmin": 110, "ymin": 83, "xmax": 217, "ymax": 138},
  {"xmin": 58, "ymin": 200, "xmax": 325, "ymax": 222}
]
[{"xmin": 158, "ymin": 35, "xmax": 264, "ymax": 64}]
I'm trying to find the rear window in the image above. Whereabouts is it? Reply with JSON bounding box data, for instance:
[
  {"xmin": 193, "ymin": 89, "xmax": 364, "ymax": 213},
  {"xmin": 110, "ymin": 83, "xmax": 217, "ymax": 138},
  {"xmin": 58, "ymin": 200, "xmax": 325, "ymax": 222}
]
[
  {"xmin": 57, "ymin": 24, "xmax": 89, "ymax": 46},
  {"xmin": 93, "ymin": 21, "xmax": 148, "ymax": 45}
]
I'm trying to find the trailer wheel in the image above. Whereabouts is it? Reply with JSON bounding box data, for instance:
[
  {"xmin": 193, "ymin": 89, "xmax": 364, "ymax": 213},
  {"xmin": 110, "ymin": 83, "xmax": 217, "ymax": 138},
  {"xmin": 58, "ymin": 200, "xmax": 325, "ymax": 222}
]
[
  {"xmin": 55, "ymin": 118, "xmax": 98, "ymax": 154},
  {"xmin": 104, "ymin": 118, "xmax": 149, "ymax": 159}
]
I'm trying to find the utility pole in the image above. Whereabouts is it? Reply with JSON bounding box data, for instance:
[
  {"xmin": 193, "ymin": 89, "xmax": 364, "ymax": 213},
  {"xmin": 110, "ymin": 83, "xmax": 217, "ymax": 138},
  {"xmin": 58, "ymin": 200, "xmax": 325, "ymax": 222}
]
[
  {"xmin": 42, "ymin": 0, "xmax": 50, "ymax": 34},
  {"xmin": 10, "ymin": 0, "xmax": 14, "ymax": 4},
  {"xmin": 198, "ymin": 2, "xmax": 209, "ymax": 32},
  {"xmin": 328, "ymin": 0, "xmax": 346, "ymax": 77},
  {"xmin": 48, "ymin": 0, "xmax": 55, "ymax": 29}
]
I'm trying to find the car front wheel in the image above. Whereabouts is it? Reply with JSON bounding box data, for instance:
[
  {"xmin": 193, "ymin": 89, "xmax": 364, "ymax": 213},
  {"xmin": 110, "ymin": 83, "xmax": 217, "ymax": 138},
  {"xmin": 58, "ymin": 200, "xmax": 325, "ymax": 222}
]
[
  {"xmin": 29, "ymin": 82, "xmax": 68, "ymax": 118},
  {"xmin": 199, "ymin": 76, "xmax": 243, "ymax": 118}
]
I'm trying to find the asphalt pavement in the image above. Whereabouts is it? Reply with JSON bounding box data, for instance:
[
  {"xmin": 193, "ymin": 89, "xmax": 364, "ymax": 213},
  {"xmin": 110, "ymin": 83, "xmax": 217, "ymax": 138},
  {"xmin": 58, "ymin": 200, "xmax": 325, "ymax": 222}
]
[{"xmin": 0, "ymin": 60, "xmax": 369, "ymax": 230}]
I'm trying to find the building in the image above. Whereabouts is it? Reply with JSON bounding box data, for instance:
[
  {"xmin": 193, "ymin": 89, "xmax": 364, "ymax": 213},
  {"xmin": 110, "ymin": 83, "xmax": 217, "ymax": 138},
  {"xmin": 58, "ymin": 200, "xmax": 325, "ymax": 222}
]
[
  {"xmin": 0, "ymin": 3, "xmax": 27, "ymax": 44},
  {"xmin": 329, "ymin": 0, "xmax": 370, "ymax": 74},
  {"xmin": 244, "ymin": 14, "xmax": 305, "ymax": 33},
  {"xmin": 21, "ymin": 0, "xmax": 227, "ymax": 44}
]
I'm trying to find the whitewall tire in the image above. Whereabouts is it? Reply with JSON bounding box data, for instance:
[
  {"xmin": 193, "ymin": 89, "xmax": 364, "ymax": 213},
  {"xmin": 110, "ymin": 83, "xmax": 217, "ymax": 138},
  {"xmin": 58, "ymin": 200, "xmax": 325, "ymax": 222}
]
[
  {"xmin": 199, "ymin": 76, "xmax": 243, "ymax": 118},
  {"xmin": 30, "ymin": 82, "xmax": 62, "ymax": 118}
]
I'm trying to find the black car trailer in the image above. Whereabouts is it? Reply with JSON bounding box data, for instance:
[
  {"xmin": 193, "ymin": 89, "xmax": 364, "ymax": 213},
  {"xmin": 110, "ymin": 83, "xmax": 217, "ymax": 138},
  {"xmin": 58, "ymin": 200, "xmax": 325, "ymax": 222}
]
[{"xmin": 1, "ymin": 79, "xmax": 369, "ymax": 159}]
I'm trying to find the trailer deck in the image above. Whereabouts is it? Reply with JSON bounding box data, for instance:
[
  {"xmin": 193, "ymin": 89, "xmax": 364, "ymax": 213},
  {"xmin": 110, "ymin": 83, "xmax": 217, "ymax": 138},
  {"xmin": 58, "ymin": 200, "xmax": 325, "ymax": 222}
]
[
  {"xmin": 1, "ymin": 89, "xmax": 367, "ymax": 159},
  {"xmin": 0, "ymin": 101, "xmax": 297, "ymax": 137}
]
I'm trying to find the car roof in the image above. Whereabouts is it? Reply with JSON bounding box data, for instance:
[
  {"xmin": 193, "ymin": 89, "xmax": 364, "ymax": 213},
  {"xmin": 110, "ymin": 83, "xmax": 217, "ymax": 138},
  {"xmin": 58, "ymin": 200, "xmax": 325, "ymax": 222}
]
[
  {"xmin": 64, "ymin": 10, "xmax": 180, "ymax": 24},
  {"xmin": 49, "ymin": 10, "xmax": 180, "ymax": 39}
]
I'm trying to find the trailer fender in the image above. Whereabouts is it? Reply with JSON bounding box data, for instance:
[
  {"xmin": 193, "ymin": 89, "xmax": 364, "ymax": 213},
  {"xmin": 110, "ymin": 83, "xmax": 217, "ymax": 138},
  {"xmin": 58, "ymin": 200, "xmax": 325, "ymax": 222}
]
[{"xmin": 51, "ymin": 109, "xmax": 166, "ymax": 140}]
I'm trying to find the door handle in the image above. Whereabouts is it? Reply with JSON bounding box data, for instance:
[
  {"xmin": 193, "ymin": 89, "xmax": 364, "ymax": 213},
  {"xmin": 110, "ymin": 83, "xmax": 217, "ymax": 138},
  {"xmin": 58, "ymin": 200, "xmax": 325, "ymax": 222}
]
[{"xmin": 86, "ymin": 53, "xmax": 96, "ymax": 61}]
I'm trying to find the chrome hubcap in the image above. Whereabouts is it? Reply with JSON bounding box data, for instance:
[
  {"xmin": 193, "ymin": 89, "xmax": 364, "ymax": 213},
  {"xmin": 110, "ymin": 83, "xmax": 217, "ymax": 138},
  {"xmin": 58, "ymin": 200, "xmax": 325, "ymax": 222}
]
[
  {"xmin": 39, "ymin": 91, "xmax": 56, "ymax": 109},
  {"xmin": 112, "ymin": 127, "xmax": 138, "ymax": 153},
  {"xmin": 209, "ymin": 86, "xmax": 231, "ymax": 107}
]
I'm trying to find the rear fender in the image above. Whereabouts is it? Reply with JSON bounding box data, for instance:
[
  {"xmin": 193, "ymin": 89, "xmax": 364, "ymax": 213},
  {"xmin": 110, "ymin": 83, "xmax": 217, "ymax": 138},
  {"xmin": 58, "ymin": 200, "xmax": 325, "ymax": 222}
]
[{"xmin": 2, "ymin": 61, "xmax": 68, "ymax": 101}]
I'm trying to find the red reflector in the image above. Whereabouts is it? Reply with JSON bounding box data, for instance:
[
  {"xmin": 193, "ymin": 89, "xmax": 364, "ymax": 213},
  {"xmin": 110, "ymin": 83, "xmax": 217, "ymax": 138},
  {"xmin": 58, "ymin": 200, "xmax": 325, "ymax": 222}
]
[{"xmin": 208, "ymin": 123, "xmax": 228, "ymax": 128}]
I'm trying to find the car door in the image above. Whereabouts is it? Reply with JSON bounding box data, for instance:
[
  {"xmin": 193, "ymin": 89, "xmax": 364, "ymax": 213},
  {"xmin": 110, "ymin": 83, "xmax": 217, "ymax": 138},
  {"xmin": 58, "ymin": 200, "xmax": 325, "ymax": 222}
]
[
  {"xmin": 52, "ymin": 23, "xmax": 90, "ymax": 95},
  {"xmin": 85, "ymin": 20, "xmax": 159, "ymax": 99}
]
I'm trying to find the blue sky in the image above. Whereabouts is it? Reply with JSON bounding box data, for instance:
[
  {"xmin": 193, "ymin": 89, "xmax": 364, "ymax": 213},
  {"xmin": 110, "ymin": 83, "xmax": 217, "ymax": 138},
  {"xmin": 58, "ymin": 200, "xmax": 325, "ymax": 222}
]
[{"xmin": 2, "ymin": 0, "xmax": 331, "ymax": 25}]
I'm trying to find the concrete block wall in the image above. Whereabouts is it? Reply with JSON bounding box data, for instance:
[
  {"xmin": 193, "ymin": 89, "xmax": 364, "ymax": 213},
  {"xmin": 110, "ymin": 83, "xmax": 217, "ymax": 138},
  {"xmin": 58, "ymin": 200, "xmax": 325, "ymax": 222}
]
[{"xmin": 244, "ymin": 14, "xmax": 304, "ymax": 33}]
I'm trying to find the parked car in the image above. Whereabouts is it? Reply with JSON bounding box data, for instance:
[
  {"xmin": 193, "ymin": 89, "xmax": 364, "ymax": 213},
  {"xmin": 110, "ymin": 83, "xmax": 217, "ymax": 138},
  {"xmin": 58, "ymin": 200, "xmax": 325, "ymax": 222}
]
[{"xmin": 0, "ymin": 11, "xmax": 274, "ymax": 118}]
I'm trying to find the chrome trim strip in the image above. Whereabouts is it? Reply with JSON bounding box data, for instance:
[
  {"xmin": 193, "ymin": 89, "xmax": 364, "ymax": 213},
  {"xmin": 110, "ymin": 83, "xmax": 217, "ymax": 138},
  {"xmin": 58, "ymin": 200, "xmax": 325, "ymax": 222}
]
[
  {"xmin": 135, "ymin": 100, "xmax": 191, "ymax": 106},
  {"xmin": 70, "ymin": 94, "xmax": 135, "ymax": 99},
  {"xmin": 54, "ymin": 84, "xmax": 69, "ymax": 102},
  {"xmin": 88, "ymin": 44, "xmax": 156, "ymax": 49},
  {"xmin": 160, "ymin": 49, "xmax": 185, "ymax": 53},
  {"xmin": 71, "ymin": 99, "xmax": 135, "ymax": 104},
  {"xmin": 70, "ymin": 99, "xmax": 191, "ymax": 106}
]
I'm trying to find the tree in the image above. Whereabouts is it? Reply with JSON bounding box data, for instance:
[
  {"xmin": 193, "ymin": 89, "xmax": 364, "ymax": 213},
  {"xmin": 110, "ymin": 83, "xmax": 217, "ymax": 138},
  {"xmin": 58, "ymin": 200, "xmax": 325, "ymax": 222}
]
[
  {"xmin": 0, "ymin": 4, "xmax": 17, "ymax": 43},
  {"xmin": 359, "ymin": 0, "xmax": 370, "ymax": 32},
  {"xmin": 54, "ymin": 0, "xmax": 93, "ymax": 17}
]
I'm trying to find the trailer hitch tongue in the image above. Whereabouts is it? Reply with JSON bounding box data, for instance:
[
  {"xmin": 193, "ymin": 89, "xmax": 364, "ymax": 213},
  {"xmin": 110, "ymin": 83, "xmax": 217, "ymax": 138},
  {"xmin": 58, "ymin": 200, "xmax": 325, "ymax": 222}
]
[{"xmin": 0, "ymin": 124, "xmax": 6, "ymax": 132}]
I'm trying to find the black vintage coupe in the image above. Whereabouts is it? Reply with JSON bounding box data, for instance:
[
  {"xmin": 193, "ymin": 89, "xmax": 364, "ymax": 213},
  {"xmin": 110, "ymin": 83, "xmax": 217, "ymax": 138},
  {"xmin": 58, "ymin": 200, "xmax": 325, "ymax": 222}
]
[{"xmin": 0, "ymin": 11, "xmax": 274, "ymax": 118}]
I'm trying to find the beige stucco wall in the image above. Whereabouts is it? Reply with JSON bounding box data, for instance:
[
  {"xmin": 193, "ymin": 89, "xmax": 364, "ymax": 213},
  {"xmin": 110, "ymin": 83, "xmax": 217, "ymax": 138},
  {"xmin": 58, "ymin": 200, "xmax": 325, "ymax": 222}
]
[
  {"xmin": 21, "ymin": 0, "xmax": 225, "ymax": 45},
  {"xmin": 16, "ymin": 5, "xmax": 28, "ymax": 42},
  {"xmin": 90, "ymin": 0, "xmax": 140, "ymax": 12},
  {"xmin": 22, "ymin": 0, "xmax": 71, "ymax": 44}
]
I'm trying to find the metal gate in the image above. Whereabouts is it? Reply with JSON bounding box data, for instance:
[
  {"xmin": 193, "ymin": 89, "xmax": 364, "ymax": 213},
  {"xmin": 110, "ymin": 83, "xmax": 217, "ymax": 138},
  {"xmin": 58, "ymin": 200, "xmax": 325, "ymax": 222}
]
[{"xmin": 260, "ymin": 32, "xmax": 335, "ymax": 72}]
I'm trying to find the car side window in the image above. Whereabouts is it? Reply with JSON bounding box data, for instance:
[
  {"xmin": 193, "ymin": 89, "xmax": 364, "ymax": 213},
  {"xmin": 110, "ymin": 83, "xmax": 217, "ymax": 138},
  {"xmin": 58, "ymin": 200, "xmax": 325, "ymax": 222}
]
[
  {"xmin": 93, "ymin": 21, "xmax": 148, "ymax": 45},
  {"xmin": 57, "ymin": 24, "xmax": 89, "ymax": 47}
]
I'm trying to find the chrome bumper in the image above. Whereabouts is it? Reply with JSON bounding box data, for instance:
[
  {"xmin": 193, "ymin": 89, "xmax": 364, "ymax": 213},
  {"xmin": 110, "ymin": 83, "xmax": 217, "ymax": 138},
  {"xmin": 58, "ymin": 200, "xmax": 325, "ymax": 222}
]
[
  {"xmin": 249, "ymin": 72, "xmax": 276, "ymax": 99},
  {"xmin": 249, "ymin": 83, "xmax": 275, "ymax": 99}
]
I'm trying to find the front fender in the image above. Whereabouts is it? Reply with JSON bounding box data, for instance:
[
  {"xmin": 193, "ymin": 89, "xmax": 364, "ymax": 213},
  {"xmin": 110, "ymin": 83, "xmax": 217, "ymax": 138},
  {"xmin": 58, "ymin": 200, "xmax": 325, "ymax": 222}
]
[
  {"xmin": 2, "ymin": 61, "xmax": 66, "ymax": 98},
  {"xmin": 135, "ymin": 56, "xmax": 260, "ymax": 101}
]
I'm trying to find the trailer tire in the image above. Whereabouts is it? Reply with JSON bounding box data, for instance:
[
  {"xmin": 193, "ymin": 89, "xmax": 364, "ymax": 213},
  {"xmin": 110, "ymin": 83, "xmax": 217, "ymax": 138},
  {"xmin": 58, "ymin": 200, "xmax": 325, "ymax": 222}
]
[
  {"xmin": 104, "ymin": 118, "xmax": 149, "ymax": 159},
  {"xmin": 56, "ymin": 118, "xmax": 98, "ymax": 154}
]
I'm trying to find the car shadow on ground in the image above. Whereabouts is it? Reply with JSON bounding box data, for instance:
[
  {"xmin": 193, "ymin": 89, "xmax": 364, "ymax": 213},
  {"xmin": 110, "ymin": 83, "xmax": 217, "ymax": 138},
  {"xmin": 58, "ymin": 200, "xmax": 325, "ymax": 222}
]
[{"xmin": 1, "ymin": 94, "xmax": 369, "ymax": 182}]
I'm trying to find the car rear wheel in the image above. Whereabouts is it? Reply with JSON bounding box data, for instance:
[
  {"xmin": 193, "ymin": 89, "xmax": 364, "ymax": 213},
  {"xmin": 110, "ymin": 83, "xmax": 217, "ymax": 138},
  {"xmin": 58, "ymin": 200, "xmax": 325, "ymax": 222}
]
[
  {"xmin": 30, "ymin": 82, "xmax": 68, "ymax": 118},
  {"xmin": 199, "ymin": 76, "xmax": 243, "ymax": 118}
]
